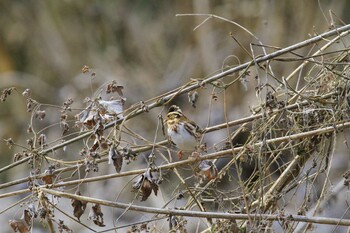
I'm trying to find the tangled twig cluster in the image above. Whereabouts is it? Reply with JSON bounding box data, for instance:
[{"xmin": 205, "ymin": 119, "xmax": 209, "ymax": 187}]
[{"xmin": 2, "ymin": 20, "xmax": 350, "ymax": 233}]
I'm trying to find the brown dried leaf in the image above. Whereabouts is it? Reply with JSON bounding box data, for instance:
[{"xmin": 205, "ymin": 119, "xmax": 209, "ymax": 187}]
[
  {"xmin": 108, "ymin": 146, "xmax": 123, "ymax": 173},
  {"xmin": 90, "ymin": 138, "xmax": 100, "ymax": 152},
  {"xmin": 76, "ymin": 103, "xmax": 93, "ymax": 124},
  {"xmin": 88, "ymin": 204, "xmax": 105, "ymax": 227},
  {"xmin": 22, "ymin": 209, "xmax": 32, "ymax": 227},
  {"xmin": 41, "ymin": 171, "xmax": 55, "ymax": 185},
  {"xmin": 71, "ymin": 191, "xmax": 87, "ymax": 221},
  {"xmin": 140, "ymin": 179, "xmax": 153, "ymax": 201},
  {"xmin": 106, "ymin": 81, "xmax": 124, "ymax": 96},
  {"xmin": 83, "ymin": 114, "xmax": 97, "ymax": 129},
  {"xmin": 132, "ymin": 170, "xmax": 159, "ymax": 201},
  {"xmin": 9, "ymin": 220, "xmax": 29, "ymax": 233},
  {"xmin": 41, "ymin": 175, "xmax": 53, "ymax": 184}
]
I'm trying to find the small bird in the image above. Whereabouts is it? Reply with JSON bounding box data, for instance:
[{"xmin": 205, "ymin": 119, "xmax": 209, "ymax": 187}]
[{"xmin": 165, "ymin": 105, "xmax": 202, "ymax": 158}]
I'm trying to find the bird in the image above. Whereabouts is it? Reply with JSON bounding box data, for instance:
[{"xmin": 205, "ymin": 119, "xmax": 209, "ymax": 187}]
[{"xmin": 164, "ymin": 105, "xmax": 202, "ymax": 158}]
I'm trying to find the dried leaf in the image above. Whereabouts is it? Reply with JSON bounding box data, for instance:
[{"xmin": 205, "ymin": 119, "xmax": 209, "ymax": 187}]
[
  {"xmin": 38, "ymin": 208, "xmax": 47, "ymax": 219},
  {"xmin": 98, "ymin": 99, "xmax": 124, "ymax": 118},
  {"xmin": 84, "ymin": 153, "xmax": 100, "ymax": 173},
  {"xmin": 41, "ymin": 174, "xmax": 54, "ymax": 184},
  {"xmin": 41, "ymin": 169, "xmax": 55, "ymax": 185},
  {"xmin": 21, "ymin": 209, "xmax": 32, "ymax": 227},
  {"xmin": 106, "ymin": 80, "xmax": 124, "ymax": 96},
  {"xmin": 108, "ymin": 146, "xmax": 123, "ymax": 173},
  {"xmin": 14, "ymin": 153, "xmax": 23, "ymax": 161},
  {"xmin": 198, "ymin": 160, "xmax": 218, "ymax": 180},
  {"xmin": 57, "ymin": 220, "xmax": 73, "ymax": 233},
  {"xmin": 76, "ymin": 103, "xmax": 93, "ymax": 126},
  {"xmin": 9, "ymin": 220, "xmax": 29, "ymax": 233},
  {"xmin": 188, "ymin": 91, "xmax": 199, "ymax": 108},
  {"xmin": 141, "ymin": 179, "xmax": 154, "ymax": 201},
  {"xmin": 71, "ymin": 191, "xmax": 87, "ymax": 221},
  {"xmin": 83, "ymin": 113, "xmax": 97, "ymax": 129},
  {"xmin": 132, "ymin": 170, "xmax": 159, "ymax": 201},
  {"xmin": 34, "ymin": 110, "xmax": 46, "ymax": 120},
  {"xmin": 61, "ymin": 121, "xmax": 70, "ymax": 135},
  {"xmin": 169, "ymin": 216, "xmax": 178, "ymax": 230},
  {"xmin": 121, "ymin": 146, "xmax": 137, "ymax": 163},
  {"xmin": 88, "ymin": 204, "xmax": 105, "ymax": 227},
  {"xmin": 90, "ymin": 138, "xmax": 100, "ymax": 152},
  {"xmin": 76, "ymin": 97, "xmax": 125, "ymax": 132},
  {"xmin": 63, "ymin": 98, "xmax": 74, "ymax": 110}
]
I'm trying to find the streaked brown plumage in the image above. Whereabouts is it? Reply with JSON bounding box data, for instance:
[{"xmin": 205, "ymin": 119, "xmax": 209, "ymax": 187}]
[{"xmin": 165, "ymin": 105, "xmax": 202, "ymax": 152}]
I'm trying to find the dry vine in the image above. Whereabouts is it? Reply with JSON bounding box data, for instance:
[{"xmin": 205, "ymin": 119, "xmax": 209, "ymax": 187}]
[{"xmin": 2, "ymin": 16, "xmax": 350, "ymax": 233}]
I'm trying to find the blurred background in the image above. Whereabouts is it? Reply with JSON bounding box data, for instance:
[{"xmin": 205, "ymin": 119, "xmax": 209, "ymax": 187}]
[{"xmin": 1, "ymin": 0, "xmax": 349, "ymax": 232}]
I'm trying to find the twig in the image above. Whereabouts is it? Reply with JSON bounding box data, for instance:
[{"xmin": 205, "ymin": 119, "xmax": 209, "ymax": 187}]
[
  {"xmin": 0, "ymin": 90, "xmax": 336, "ymax": 191},
  {"xmin": 1, "ymin": 24, "xmax": 349, "ymax": 176},
  {"xmin": 39, "ymin": 187, "xmax": 350, "ymax": 227},
  {"xmin": 2, "ymin": 120, "xmax": 350, "ymax": 199}
]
